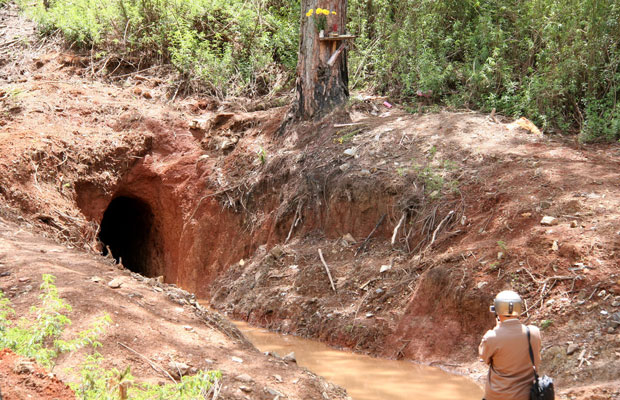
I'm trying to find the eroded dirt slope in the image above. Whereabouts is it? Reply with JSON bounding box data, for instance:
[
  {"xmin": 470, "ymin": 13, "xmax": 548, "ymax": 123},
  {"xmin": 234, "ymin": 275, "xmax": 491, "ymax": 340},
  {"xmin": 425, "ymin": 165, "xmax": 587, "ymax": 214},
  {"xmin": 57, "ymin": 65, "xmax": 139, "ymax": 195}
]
[{"xmin": 0, "ymin": 215, "xmax": 348, "ymax": 400}]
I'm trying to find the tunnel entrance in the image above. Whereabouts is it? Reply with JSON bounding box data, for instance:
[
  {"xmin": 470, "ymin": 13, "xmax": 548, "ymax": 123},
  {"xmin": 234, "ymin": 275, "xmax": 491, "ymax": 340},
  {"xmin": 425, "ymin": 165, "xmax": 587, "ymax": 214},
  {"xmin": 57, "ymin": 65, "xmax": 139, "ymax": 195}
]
[{"xmin": 98, "ymin": 196, "xmax": 159, "ymax": 276}]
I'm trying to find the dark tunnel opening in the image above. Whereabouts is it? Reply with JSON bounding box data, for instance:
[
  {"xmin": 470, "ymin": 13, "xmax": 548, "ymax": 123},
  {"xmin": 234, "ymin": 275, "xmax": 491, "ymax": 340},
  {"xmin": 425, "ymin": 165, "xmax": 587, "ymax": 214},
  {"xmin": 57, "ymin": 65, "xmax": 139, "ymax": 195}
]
[{"xmin": 98, "ymin": 196, "xmax": 156, "ymax": 276}]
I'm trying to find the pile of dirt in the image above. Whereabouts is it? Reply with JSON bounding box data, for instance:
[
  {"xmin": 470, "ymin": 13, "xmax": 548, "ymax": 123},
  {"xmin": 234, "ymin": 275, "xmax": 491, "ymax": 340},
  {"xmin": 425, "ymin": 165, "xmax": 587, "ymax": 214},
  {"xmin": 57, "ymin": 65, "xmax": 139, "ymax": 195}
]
[{"xmin": 0, "ymin": 349, "xmax": 75, "ymax": 400}]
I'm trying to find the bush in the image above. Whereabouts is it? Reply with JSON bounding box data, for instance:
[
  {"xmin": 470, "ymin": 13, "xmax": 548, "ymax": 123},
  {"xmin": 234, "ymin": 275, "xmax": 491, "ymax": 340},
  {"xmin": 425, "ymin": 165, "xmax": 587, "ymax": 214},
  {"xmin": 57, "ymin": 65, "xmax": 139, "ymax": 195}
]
[
  {"xmin": 348, "ymin": 0, "xmax": 620, "ymax": 141},
  {"xmin": 18, "ymin": 0, "xmax": 300, "ymax": 98},
  {"xmin": 0, "ymin": 275, "xmax": 222, "ymax": 399},
  {"xmin": 0, "ymin": 274, "xmax": 110, "ymax": 367}
]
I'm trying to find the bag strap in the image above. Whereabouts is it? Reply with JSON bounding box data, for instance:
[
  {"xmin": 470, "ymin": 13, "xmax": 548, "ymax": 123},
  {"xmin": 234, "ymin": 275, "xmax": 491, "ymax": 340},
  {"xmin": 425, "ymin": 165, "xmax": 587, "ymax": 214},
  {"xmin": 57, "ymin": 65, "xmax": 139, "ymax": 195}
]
[{"xmin": 526, "ymin": 326, "xmax": 540, "ymax": 382}]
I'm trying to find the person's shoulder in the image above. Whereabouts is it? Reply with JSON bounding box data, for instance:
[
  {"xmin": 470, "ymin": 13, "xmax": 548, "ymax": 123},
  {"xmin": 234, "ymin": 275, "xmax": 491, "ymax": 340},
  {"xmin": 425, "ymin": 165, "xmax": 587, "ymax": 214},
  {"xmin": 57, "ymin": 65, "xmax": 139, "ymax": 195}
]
[
  {"xmin": 482, "ymin": 328, "xmax": 498, "ymax": 341},
  {"xmin": 526, "ymin": 324, "xmax": 542, "ymax": 338}
]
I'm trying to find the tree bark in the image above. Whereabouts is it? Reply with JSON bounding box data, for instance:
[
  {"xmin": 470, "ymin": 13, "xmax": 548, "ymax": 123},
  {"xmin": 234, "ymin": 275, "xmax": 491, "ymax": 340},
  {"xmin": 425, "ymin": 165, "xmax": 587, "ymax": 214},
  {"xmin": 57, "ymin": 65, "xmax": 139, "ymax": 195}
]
[{"xmin": 294, "ymin": 0, "xmax": 349, "ymax": 120}]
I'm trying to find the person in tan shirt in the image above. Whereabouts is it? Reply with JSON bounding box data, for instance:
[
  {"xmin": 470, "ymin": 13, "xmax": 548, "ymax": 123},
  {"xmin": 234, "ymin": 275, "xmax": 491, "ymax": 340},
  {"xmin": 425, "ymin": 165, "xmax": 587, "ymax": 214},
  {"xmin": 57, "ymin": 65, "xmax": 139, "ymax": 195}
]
[{"xmin": 479, "ymin": 290, "xmax": 542, "ymax": 400}]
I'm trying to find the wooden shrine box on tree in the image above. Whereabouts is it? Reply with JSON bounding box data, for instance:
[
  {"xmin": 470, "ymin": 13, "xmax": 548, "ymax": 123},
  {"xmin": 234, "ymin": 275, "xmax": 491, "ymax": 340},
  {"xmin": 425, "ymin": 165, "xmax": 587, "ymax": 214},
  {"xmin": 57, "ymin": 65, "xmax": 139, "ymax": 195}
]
[{"xmin": 294, "ymin": 1, "xmax": 356, "ymax": 120}]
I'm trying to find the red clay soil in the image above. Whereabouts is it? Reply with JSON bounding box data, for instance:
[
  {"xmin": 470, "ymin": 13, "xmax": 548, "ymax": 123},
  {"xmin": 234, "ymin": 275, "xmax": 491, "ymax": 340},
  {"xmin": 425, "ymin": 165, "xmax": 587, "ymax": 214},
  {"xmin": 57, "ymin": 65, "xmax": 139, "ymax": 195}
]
[{"xmin": 0, "ymin": 349, "xmax": 75, "ymax": 400}]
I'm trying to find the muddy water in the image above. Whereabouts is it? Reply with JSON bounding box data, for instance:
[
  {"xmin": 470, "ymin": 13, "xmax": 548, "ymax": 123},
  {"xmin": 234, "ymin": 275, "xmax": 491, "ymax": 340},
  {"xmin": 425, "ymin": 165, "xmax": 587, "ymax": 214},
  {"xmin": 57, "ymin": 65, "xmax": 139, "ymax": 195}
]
[{"xmin": 234, "ymin": 321, "xmax": 483, "ymax": 400}]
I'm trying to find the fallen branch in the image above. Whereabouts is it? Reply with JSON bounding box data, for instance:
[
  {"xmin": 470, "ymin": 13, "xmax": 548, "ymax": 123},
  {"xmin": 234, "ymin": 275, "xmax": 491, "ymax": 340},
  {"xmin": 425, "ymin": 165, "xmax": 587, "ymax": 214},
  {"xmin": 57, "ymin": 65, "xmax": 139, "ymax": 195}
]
[
  {"xmin": 285, "ymin": 201, "xmax": 303, "ymax": 244},
  {"xmin": 118, "ymin": 342, "xmax": 177, "ymax": 383},
  {"xmin": 355, "ymin": 213, "xmax": 386, "ymax": 256},
  {"xmin": 391, "ymin": 213, "xmax": 406, "ymax": 246},
  {"xmin": 334, "ymin": 123, "xmax": 364, "ymax": 128},
  {"xmin": 425, "ymin": 210, "xmax": 455, "ymax": 250},
  {"xmin": 318, "ymin": 248, "xmax": 336, "ymax": 292}
]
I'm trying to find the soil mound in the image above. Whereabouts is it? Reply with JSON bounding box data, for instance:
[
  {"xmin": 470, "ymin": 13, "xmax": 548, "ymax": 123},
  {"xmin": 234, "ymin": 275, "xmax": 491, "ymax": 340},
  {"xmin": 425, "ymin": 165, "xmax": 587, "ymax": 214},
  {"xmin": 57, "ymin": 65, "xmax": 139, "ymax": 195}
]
[{"xmin": 0, "ymin": 349, "xmax": 75, "ymax": 400}]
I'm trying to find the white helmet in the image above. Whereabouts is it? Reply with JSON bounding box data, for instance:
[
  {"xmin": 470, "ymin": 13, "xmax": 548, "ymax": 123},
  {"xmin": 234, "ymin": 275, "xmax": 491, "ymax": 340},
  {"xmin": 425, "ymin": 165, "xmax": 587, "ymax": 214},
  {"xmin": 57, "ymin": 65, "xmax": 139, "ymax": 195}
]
[{"xmin": 490, "ymin": 290, "xmax": 523, "ymax": 316}]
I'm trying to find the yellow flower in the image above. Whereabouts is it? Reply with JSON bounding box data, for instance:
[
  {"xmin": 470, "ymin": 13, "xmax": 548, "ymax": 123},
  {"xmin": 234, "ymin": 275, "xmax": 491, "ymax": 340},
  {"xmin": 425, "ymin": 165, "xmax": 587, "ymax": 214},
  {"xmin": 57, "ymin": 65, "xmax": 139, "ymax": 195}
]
[
  {"xmin": 331, "ymin": 11, "xmax": 337, "ymax": 15},
  {"xmin": 316, "ymin": 8, "xmax": 323, "ymax": 15},
  {"xmin": 322, "ymin": 9, "xmax": 331, "ymax": 15},
  {"xmin": 306, "ymin": 9, "xmax": 313, "ymax": 16}
]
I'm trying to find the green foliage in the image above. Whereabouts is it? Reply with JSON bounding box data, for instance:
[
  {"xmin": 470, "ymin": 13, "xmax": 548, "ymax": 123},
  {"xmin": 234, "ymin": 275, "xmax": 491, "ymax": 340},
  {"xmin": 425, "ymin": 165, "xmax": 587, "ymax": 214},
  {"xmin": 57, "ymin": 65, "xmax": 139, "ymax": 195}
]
[
  {"xmin": 0, "ymin": 274, "xmax": 221, "ymax": 399},
  {"xmin": 18, "ymin": 0, "xmax": 300, "ymax": 97},
  {"xmin": 348, "ymin": 0, "xmax": 620, "ymax": 141},
  {"xmin": 0, "ymin": 274, "xmax": 111, "ymax": 367},
  {"xmin": 72, "ymin": 353, "xmax": 222, "ymax": 399},
  {"xmin": 540, "ymin": 319, "xmax": 553, "ymax": 330},
  {"xmin": 257, "ymin": 146, "xmax": 267, "ymax": 164}
]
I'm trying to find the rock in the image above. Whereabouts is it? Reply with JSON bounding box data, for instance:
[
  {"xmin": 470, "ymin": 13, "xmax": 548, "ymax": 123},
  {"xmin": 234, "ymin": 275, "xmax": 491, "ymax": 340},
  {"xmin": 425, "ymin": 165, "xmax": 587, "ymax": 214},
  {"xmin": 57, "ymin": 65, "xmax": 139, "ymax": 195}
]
[
  {"xmin": 266, "ymin": 387, "xmax": 285, "ymax": 398},
  {"xmin": 239, "ymin": 386, "xmax": 252, "ymax": 393},
  {"xmin": 343, "ymin": 148, "xmax": 357, "ymax": 157},
  {"xmin": 477, "ymin": 281, "xmax": 488, "ymax": 290},
  {"xmin": 273, "ymin": 374, "xmax": 283, "ymax": 383},
  {"xmin": 183, "ymin": 325, "xmax": 193, "ymax": 331},
  {"xmin": 236, "ymin": 374, "xmax": 253, "ymax": 384},
  {"xmin": 91, "ymin": 276, "xmax": 102, "ymax": 283},
  {"xmin": 598, "ymin": 290, "xmax": 607, "ymax": 297},
  {"xmin": 108, "ymin": 278, "xmax": 123, "ymax": 288},
  {"xmin": 540, "ymin": 216, "xmax": 558, "ymax": 226},
  {"xmin": 283, "ymin": 352, "xmax": 297, "ymax": 363},
  {"xmin": 269, "ymin": 245, "xmax": 284, "ymax": 259},
  {"xmin": 570, "ymin": 220, "xmax": 578, "ymax": 228},
  {"xmin": 231, "ymin": 356, "xmax": 244, "ymax": 363},
  {"xmin": 551, "ymin": 241, "xmax": 559, "ymax": 252},
  {"xmin": 339, "ymin": 162, "xmax": 351, "ymax": 172},
  {"xmin": 608, "ymin": 327, "xmax": 616, "ymax": 334},
  {"xmin": 566, "ymin": 343, "xmax": 580, "ymax": 356},
  {"xmin": 142, "ymin": 91, "xmax": 153, "ymax": 99},
  {"xmin": 239, "ymin": 259, "xmax": 245, "ymax": 266},
  {"xmin": 168, "ymin": 361, "xmax": 189, "ymax": 378},
  {"xmin": 13, "ymin": 360, "xmax": 34, "ymax": 374},
  {"xmin": 497, "ymin": 252, "xmax": 504, "ymax": 260},
  {"xmin": 365, "ymin": 312, "xmax": 374, "ymax": 318},
  {"xmin": 379, "ymin": 265, "xmax": 392, "ymax": 273},
  {"xmin": 342, "ymin": 233, "xmax": 356, "ymax": 245},
  {"xmin": 155, "ymin": 276, "xmax": 164, "ymax": 284},
  {"xmin": 18, "ymin": 277, "xmax": 30, "ymax": 283},
  {"xmin": 612, "ymin": 301, "xmax": 620, "ymax": 307}
]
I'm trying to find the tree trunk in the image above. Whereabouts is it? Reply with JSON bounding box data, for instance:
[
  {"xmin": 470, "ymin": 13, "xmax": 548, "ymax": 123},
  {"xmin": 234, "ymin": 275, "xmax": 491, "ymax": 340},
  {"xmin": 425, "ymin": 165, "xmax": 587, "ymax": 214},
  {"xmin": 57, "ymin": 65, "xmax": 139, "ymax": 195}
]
[{"xmin": 294, "ymin": 0, "xmax": 349, "ymax": 120}]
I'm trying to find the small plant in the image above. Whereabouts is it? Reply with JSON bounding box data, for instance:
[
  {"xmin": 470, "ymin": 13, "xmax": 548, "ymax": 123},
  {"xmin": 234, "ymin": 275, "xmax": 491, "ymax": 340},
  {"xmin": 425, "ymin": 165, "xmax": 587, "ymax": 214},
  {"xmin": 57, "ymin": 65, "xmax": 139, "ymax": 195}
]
[
  {"xmin": 257, "ymin": 147, "xmax": 267, "ymax": 164},
  {"xmin": 497, "ymin": 240, "xmax": 508, "ymax": 252},
  {"xmin": 0, "ymin": 274, "xmax": 111, "ymax": 367},
  {"xmin": 540, "ymin": 319, "xmax": 553, "ymax": 330},
  {"xmin": 72, "ymin": 353, "xmax": 222, "ymax": 399},
  {"xmin": 334, "ymin": 127, "xmax": 363, "ymax": 144}
]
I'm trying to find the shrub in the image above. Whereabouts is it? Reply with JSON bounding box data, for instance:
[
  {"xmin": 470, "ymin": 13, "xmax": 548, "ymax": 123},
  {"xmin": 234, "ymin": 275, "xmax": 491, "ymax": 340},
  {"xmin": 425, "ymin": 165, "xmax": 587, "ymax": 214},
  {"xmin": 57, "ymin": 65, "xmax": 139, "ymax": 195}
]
[
  {"xmin": 347, "ymin": 0, "xmax": 620, "ymax": 141},
  {"xmin": 18, "ymin": 0, "xmax": 300, "ymax": 98},
  {"xmin": 0, "ymin": 274, "xmax": 110, "ymax": 367}
]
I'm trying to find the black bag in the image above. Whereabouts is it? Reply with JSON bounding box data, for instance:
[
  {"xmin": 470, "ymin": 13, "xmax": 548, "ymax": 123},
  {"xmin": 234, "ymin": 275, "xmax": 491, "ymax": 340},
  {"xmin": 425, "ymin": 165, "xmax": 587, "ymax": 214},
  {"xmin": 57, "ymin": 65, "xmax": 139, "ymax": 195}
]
[{"xmin": 527, "ymin": 326, "xmax": 555, "ymax": 400}]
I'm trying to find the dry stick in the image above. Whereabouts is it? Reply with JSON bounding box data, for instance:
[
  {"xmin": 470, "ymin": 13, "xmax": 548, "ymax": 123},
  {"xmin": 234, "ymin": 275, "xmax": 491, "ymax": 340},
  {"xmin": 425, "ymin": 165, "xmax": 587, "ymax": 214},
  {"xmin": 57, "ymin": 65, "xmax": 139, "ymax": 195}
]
[
  {"xmin": 285, "ymin": 201, "xmax": 303, "ymax": 244},
  {"xmin": 318, "ymin": 248, "xmax": 336, "ymax": 292},
  {"xmin": 355, "ymin": 213, "xmax": 387, "ymax": 256},
  {"xmin": 118, "ymin": 342, "xmax": 177, "ymax": 383},
  {"xmin": 391, "ymin": 213, "xmax": 406, "ymax": 246},
  {"xmin": 425, "ymin": 210, "xmax": 455, "ymax": 250}
]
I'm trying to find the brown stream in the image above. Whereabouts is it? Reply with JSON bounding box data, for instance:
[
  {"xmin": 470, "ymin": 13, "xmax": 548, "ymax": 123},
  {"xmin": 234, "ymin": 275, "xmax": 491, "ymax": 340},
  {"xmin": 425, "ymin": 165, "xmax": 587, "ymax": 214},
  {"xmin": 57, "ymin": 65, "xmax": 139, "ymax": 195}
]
[{"xmin": 234, "ymin": 321, "xmax": 483, "ymax": 400}]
